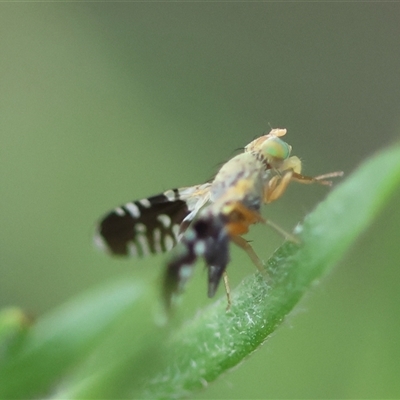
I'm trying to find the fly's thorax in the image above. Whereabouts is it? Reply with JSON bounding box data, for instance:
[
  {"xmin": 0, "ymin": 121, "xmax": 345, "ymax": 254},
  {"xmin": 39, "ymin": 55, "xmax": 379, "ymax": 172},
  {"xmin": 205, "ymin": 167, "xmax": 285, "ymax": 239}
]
[
  {"xmin": 210, "ymin": 152, "xmax": 265, "ymax": 203},
  {"xmin": 211, "ymin": 179, "xmax": 262, "ymax": 215}
]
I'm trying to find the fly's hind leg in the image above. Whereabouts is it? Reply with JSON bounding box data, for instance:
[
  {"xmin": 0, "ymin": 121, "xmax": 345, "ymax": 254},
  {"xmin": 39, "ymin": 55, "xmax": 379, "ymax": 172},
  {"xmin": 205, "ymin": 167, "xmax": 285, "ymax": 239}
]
[
  {"xmin": 223, "ymin": 271, "xmax": 232, "ymax": 311},
  {"xmin": 231, "ymin": 235, "xmax": 265, "ymax": 275}
]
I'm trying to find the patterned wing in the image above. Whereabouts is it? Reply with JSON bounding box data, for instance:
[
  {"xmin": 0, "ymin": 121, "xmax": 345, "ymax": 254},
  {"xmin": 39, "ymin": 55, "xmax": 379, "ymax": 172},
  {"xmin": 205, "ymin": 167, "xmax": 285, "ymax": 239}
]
[{"xmin": 94, "ymin": 183, "xmax": 211, "ymax": 257}]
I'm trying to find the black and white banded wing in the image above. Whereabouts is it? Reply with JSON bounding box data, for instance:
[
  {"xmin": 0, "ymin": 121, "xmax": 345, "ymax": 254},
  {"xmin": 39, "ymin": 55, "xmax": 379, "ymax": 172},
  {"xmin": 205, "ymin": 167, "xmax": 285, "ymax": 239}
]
[{"xmin": 94, "ymin": 184, "xmax": 211, "ymax": 257}]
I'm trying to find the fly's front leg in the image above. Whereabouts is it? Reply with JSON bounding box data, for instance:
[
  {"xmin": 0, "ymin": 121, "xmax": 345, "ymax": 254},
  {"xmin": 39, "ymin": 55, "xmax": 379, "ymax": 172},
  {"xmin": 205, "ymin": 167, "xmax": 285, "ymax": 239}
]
[
  {"xmin": 277, "ymin": 155, "xmax": 343, "ymax": 188},
  {"xmin": 291, "ymin": 171, "xmax": 344, "ymax": 186},
  {"xmin": 264, "ymin": 170, "xmax": 293, "ymax": 203},
  {"xmin": 264, "ymin": 167, "xmax": 343, "ymax": 204}
]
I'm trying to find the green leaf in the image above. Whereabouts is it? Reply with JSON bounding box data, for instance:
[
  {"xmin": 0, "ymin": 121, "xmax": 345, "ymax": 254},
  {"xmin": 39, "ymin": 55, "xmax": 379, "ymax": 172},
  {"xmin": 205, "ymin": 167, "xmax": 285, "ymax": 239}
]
[
  {"xmin": 140, "ymin": 144, "xmax": 400, "ymax": 399},
  {"xmin": 0, "ymin": 279, "xmax": 156, "ymax": 399},
  {"xmin": 0, "ymin": 308, "xmax": 31, "ymax": 364},
  {"xmin": 1, "ymin": 144, "xmax": 400, "ymax": 399}
]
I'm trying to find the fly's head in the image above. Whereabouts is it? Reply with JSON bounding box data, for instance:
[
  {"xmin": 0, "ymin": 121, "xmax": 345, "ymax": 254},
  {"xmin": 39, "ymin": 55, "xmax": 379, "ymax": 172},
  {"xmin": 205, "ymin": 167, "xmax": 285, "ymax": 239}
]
[{"xmin": 245, "ymin": 128, "xmax": 302, "ymax": 174}]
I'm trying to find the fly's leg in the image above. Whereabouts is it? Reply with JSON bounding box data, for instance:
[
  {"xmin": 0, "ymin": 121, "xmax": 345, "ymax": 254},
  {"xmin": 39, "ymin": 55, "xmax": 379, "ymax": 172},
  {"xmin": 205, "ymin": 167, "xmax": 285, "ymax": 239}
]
[
  {"xmin": 231, "ymin": 222, "xmax": 298, "ymax": 273},
  {"xmin": 262, "ymin": 218, "xmax": 300, "ymax": 244},
  {"xmin": 226, "ymin": 202, "xmax": 299, "ymax": 252},
  {"xmin": 291, "ymin": 171, "xmax": 344, "ymax": 186},
  {"xmin": 223, "ymin": 271, "xmax": 232, "ymax": 311},
  {"xmin": 231, "ymin": 235, "xmax": 265, "ymax": 274},
  {"xmin": 264, "ymin": 170, "xmax": 344, "ymax": 204},
  {"xmin": 264, "ymin": 171, "xmax": 293, "ymax": 203},
  {"xmin": 280, "ymin": 156, "xmax": 343, "ymax": 185}
]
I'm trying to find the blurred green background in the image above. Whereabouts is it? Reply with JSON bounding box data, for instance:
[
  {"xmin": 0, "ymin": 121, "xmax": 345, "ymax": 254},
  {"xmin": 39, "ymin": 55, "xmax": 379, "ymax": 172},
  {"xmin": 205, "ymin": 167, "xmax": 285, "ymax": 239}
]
[{"xmin": 1, "ymin": 3, "xmax": 400, "ymax": 398}]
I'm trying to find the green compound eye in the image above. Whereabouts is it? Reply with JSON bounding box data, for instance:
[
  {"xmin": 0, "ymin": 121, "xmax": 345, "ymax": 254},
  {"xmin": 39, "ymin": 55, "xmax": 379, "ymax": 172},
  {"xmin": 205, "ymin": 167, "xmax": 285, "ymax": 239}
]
[{"xmin": 262, "ymin": 137, "xmax": 291, "ymax": 160}]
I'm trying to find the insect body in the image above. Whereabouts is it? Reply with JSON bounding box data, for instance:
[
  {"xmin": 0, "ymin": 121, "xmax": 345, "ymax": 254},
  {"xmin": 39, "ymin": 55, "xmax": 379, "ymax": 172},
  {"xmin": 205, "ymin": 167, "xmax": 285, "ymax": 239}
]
[{"xmin": 95, "ymin": 129, "xmax": 342, "ymax": 309}]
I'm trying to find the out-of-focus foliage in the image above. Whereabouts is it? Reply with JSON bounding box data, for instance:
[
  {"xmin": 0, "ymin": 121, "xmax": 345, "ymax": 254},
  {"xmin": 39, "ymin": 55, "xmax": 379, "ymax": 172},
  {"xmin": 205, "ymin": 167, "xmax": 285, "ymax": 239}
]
[{"xmin": 1, "ymin": 4, "xmax": 400, "ymax": 398}]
